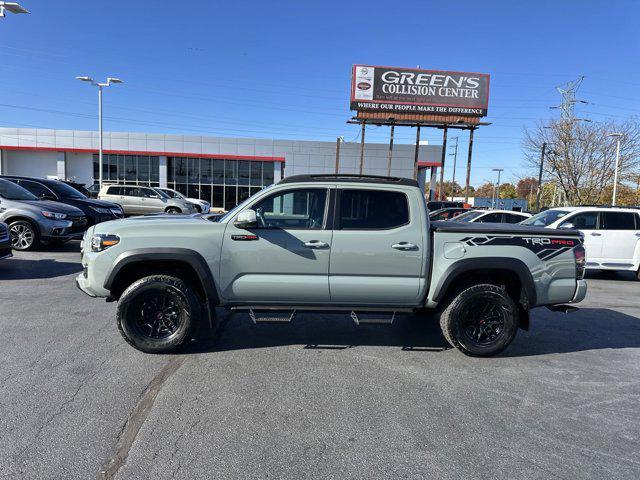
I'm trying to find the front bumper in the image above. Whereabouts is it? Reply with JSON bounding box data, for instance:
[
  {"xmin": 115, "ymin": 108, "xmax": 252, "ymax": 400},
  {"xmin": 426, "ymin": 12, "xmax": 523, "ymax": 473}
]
[
  {"xmin": 571, "ymin": 279, "xmax": 587, "ymax": 303},
  {"xmin": 41, "ymin": 216, "xmax": 88, "ymax": 242}
]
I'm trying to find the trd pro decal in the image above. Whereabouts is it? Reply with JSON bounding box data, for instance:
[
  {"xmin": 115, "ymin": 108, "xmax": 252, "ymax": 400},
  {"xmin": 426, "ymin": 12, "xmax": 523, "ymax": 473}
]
[{"xmin": 459, "ymin": 235, "xmax": 578, "ymax": 261}]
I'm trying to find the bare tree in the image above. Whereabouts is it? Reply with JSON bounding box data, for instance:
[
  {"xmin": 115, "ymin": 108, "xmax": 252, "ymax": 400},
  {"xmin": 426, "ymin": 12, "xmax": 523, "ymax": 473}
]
[{"xmin": 523, "ymin": 118, "xmax": 640, "ymax": 206}]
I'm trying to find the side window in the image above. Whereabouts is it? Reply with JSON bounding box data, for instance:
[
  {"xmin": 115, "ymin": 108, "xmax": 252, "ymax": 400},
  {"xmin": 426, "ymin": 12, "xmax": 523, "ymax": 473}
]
[
  {"xmin": 106, "ymin": 186, "xmax": 121, "ymax": 195},
  {"xmin": 505, "ymin": 213, "xmax": 525, "ymax": 224},
  {"xmin": 122, "ymin": 186, "xmax": 138, "ymax": 197},
  {"xmin": 252, "ymin": 188, "xmax": 327, "ymax": 229},
  {"xmin": 476, "ymin": 212, "xmax": 502, "ymax": 223},
  {"xmin": 140, "ymin": 188, "xmax": 156, "ymax": 198},
  {"xmin": 18, "ymin": 180, "xmax": 54, "ymax": 199},
  {"xmin": 601, "ymin": 212, "xmax": 636, "ymax": 230},
  {"xmin": 339, "ymin": 189, "xmax": 409, "ymax": 229},
  {"xmin": 563, "ymin": 211, "xmax": 598, "ymax": 229}
]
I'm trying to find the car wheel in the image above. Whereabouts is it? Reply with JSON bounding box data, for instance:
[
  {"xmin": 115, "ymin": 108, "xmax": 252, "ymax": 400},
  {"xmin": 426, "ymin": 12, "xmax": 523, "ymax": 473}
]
[
  {"xmin": 166, "ymin": 207, "xmax": 181, "ymax": 215},
  {"xmin": 439, "ymin": 283, "xmax": 519, "ymax": 357},
  {"xmin": 117, "ymin": 275, "xmax": 199, "ymax": 353},
  {"xmin": 9, "ymin": 220, "xmax": 39, "ymax": 251}
]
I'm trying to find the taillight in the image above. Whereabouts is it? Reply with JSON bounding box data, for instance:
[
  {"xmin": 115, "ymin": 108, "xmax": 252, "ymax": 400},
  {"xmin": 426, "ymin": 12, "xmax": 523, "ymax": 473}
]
[{"xmin": 573, "ymin": 245, "xmax": 586, "ymax": 279}]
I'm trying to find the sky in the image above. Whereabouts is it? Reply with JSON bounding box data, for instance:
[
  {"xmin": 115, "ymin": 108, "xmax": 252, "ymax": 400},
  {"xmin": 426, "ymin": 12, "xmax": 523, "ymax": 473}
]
[{"xmin": 1, "ymin": 0, "xmax": 639, "ymax": 187}]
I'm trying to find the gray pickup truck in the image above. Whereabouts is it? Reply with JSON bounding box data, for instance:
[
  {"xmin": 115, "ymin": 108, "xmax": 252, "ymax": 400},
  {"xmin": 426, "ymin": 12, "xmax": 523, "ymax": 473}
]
[{"xmin": 76, "ymin": 174, "xmax": 587, "ymax": 357}]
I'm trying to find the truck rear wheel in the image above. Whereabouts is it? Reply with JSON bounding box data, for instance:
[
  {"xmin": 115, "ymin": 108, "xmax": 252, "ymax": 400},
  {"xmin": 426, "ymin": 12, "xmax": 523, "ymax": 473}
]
[
  {"xmin": 439, "ymin": 283, "xmax": 518, "ymax": 357},
  {"xmin": 117, "ymin": 275, "xmax": 199, "ymax": 353}
]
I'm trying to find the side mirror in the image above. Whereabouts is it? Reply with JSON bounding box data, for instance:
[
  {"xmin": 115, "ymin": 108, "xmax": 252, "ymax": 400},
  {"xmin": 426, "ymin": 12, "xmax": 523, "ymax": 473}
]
[
  {"xmin": 559, "ymin": 222, "xmax": 575, "ymax": 230},
  {"xmin": 234, "ymin": 209, "xmax": 257, "ymax": 229}
]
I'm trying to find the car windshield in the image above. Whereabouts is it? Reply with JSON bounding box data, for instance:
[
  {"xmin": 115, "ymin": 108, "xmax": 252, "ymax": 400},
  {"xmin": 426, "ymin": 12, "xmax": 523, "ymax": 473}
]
[
  {"xmin": 0, "ymin": 179, "xmax": 39, "ymax": 201},
  {"xmin": 166, "ymin": 189, "xmax": 184, "ymax": 199},
  {"xmin": 451, "ymin": 210, "xmax": 484, "ymax": 222},
  {"xmin": 65, "ymin": 182, "xmax": 90, "ymax": 196},
  {"xmin": 153, "ymin": 188, "xmax": 171, "ymax": 199},
  {"xmin": 521, "ymin": 209, "xmax": 569, "ymax": 226},
  {"xmin": 48, "ymin": 181, "xmax": 87, "ymax": 199}
]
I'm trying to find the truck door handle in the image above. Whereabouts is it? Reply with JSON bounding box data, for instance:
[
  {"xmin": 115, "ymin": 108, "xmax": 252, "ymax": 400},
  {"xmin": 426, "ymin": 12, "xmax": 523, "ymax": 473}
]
[
  {"xmin": 590, "ymin": 232, "xmax": 601, "ymax": 236},
  {"xmin": 304, "ymin": 240, "xmax": 329, "ymax": 249},
  {"xmin": 392, "ymin": 242, "xmax": 418, "ymax": 251}
]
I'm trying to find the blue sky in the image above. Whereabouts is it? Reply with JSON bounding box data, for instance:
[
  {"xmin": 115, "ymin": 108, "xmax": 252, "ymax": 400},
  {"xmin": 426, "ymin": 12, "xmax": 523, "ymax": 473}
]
[{"xmin": 1, "ymin": 0, "xmax": 639, "ymax": 186}]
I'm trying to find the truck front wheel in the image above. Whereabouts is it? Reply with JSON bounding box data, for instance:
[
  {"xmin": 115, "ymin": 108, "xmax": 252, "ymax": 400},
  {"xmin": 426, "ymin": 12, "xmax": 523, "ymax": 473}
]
[
  {"xmin": 439, "ymin": 283, "xmax": 518, "ymax": 357},
  {"xmin": 117, "ymin": 275, "xmax": 199, "ymax": 353}
]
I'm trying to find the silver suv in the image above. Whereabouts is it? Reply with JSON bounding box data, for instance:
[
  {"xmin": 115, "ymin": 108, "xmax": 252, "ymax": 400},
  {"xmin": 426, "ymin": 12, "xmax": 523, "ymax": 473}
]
[
  {"xmin": 0, "ymin": 179, "xmax": 87, "ymax": 250},
  {"xmin": 98, "ymin": 185, "xmax": 197, "ymax": 215}
]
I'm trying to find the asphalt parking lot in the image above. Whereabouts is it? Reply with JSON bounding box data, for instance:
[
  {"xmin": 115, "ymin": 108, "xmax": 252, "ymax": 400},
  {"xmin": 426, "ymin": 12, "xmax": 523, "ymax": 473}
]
[{"xmin": 1, "ymin": 243, "xmax": 639, "ymax": 480}]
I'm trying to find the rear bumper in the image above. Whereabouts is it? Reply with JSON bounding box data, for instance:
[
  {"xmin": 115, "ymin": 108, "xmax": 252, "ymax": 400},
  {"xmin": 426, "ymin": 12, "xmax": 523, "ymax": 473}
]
[{"xmin": 571, "ymin": 279, "xmax": 587, "ymax": 304}]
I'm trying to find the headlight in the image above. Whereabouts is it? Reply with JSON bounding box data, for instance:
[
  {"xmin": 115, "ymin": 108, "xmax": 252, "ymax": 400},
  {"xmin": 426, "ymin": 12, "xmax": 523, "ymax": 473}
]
[
  {"xmin": 91, "ymin": 207, "xmax": 113, "ymax": 215},
  {"xmin": 91, "ymin": 234, "xmax": 120, "ymax": 252},
  {"xmin": 42, "ymin": 211, "xmax": 67, "ymax": 220}
]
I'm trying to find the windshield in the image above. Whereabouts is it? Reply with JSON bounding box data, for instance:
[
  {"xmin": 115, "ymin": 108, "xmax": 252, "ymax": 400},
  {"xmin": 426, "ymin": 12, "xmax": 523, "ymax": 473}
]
[
  {"xmin": 153, "ymin": 188, "xmax": 171, "ymax": 199},
  {"xmin": 0, "ymin": 179, "xmax": 39, "ymax": 201},
  {"xmin": 48, "ymin": 181, "xmax": 87, "ymax": 199},
  {"xmin": 164, "ymin": 189, "xmax": 184, "ymax": 199},
  {"xmin": 521, "ymin": 209, "xmax": 569, "ymax": 226},
  {"xmin": 451, "ymin": 210, "xmax": 484, "ymax": 222}
]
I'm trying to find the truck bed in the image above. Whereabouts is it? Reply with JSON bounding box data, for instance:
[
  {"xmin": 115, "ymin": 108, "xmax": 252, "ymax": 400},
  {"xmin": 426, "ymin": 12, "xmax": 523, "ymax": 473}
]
[{"xmin": 430, "ymin": 220, "xmax": 581, "ymax": 237}]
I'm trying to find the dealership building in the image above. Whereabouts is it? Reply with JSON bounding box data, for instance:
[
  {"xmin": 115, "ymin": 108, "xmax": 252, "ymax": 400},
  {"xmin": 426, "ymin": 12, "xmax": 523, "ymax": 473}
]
[{"xmin": 0, "ymin": 128, "xmax": 442, "ymax": 210}]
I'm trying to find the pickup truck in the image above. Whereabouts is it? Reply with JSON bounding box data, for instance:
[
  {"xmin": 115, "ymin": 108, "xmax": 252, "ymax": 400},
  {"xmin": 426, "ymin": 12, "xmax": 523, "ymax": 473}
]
[{"xmin": 76, "ymin": 174, "xmax": 587, "ymax": 357}]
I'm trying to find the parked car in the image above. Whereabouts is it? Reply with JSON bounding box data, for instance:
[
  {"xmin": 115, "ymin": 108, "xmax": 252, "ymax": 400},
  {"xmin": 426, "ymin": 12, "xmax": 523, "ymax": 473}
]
[
  {"xmin": 85, "ymin": 184, "xmax": 100, "ymax": 199},
  {"xmin": 522, "ymin": 206, "xmax": 640, "ymax": 278},
  {"xmin": 1, "ymin": 176, "xmax": 124, "ymax": 227},
  {"xmin": 77, "ymin": 174, "xmax": 586, "ymax": 357},
  {"xmin": 429, "ymin": 207, "xmax": 471, "ymax": 221},
  {"xmin": 63, "ymin": 180, "xmax": 91, "ymax": 197},
  {"xmin": 427, "ymin": 200, "xmax": 466, "ymax": 211},
  {"xmin": 155, "ymin": 187, "xmax": 211, "ymax": 214},
  {"xmin": 0, "ymin": 222, "xmax": 12, "ymax": 259},
  {"xmin": 0, "ymin": 179, "xmax": 86, "ymax": 250},
  {"xmin": 450, "ymin": 209, "xmax": 532, "ymax": 224},
  {"xmin": 98, "ymin": 185, "xmax": 197, "ymax": 216}
]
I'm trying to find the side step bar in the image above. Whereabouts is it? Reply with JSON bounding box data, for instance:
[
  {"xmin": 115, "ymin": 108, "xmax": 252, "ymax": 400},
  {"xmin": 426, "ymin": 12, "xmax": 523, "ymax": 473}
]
[
  {"xmin": 350, "ymin": 311, "xmax": 396, "ymax": 325},
  {"xmin": 248, "ymin": 309, "xmax": 296, "ymax": 324},
  {"xmin": 230, "ymin": 306, "xmax": 405, "ymax": 325}
]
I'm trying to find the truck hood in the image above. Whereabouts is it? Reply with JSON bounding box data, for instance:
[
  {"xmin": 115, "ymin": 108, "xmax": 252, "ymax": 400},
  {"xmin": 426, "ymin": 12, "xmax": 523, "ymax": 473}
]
[{"xmin": 92, "ymin": 214, "xmax": 224, "ymax": 234}]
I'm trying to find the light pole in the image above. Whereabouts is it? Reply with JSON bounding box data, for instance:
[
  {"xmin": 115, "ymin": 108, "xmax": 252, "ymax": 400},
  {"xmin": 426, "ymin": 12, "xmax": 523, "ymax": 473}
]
[
  {"xmin": 492, "ymin": 168, "xmax": 504, "ymax": 209},
  {"xmin": 449, "ymin": 136, "xmax": 458, "ymax": 201},
  {"xmin": 0, "ymin": 2, "xmax": 29, "ymax": 17},
  {"xmin": 76, "ymin": 76, "xmax": 123, "ymax": 188},
  {"xmin": 607, "ymin": 132, "xmax": 623, "ymax": 206}
]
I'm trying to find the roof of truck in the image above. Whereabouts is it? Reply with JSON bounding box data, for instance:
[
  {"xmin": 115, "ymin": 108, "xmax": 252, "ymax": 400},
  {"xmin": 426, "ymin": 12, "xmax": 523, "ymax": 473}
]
[{"xmin": 278, "ymin": 174, "xmax": 418, "ymax": 187}]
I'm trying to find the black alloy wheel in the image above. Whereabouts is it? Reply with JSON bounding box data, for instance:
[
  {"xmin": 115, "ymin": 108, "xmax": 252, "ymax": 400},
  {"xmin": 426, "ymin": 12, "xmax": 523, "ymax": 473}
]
[
  {"xmin": 439, "ymin": 283, "xmax": 519, "ymax": 357},
  {"xmin": 117, "ymin": 275, "xmax": 200, "ymax": 353}
]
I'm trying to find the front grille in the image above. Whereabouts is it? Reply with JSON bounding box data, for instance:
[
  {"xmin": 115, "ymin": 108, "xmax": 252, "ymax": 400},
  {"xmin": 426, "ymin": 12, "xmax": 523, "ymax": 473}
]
[{"xmin": 69, "ymin": 216, "xmax": 88, "ymax": 233}]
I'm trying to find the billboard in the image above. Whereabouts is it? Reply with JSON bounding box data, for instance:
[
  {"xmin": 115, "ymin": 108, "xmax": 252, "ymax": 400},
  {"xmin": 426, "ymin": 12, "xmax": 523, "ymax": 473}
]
[{"xmin": 351, "ymin": 65, "xmax": 490, "ymax": 117}]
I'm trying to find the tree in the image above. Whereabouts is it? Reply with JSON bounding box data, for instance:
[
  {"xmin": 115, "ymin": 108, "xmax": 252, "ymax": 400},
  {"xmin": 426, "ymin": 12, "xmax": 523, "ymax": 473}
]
[
  {"xmin": 474, "ymin": 182, "xmax": 495, "ymax": 198},
  {"xmin": 523, "ymin": 118, "xmax": 640, "ymax": 206},
  {"xmin": 498, "ymin": 183, "xmax": 517, "ymax": 199},
  {"xmin": 516, "ymin": 177, "xmax": 538, "ymax": 199}
]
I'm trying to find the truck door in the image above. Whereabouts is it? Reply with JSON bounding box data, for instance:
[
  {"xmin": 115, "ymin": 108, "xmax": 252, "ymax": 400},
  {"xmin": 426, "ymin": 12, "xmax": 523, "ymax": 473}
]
[
  {"xmin": 328, "ymin": 188, "xmax": 426, "ymax": 305},
  {"xmin": 219, "ymin": 186, "xmax": 332, "ymax": 303}
]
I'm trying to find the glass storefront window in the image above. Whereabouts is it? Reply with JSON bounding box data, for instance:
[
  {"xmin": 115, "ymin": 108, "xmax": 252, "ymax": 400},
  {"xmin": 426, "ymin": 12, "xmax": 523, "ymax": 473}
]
[
  {"xmin": 238, "ymin": 161, "xmax": 250, "ymax": 186},
  {"xmin": 225, "ymin": 185, "xmax": 237, "ymax": 209},
  {"xmin": 263, "ymin": 162, "xmax": 275, "ymax": 185},
  {"xmin": 93, "ymin": 154, "xmax": 159, "ymax": 186},
  {"xmin": 225, "ymin": 160, "xmax": 238, "ymax": 185},
  {"xmin": 250, "ymin": 162, "xmax": 262, "ymax": 186}
]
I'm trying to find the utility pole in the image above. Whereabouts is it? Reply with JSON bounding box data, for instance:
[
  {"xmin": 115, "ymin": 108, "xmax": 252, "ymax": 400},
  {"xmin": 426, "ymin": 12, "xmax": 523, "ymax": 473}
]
[
  {"xmin": 464, "ymin": 128, "xmax": 475, "ymax": 203},
  {"xmin": 449, "ymin": 136, "xmax": 459, "ymax": 201},
  {"xmin": 412, "ymin": 125, "xmax": 421, "ymax": 180},
  {"xmin": 437, "ymin": 126, "xmax": 448, "ymax": 200},
  {"xmin": 607, "ymin": 132, "xmax": 623, "ymax": 206},
  {"xmin": 359, "ymin": 122, "xmax": 366, "ymax": 175},
  {"xmin": 492, "ymin": 168, "xmax": 504, "ymax": 209},
  {"xmin": 535, "ymin": 142, "xmax": 547, "ymax": 211},
  {"xmin": 334, "ymin": 137, "xmax": 342, "ymax": 174},
  {"xmin": 386, "ymin": 124, "xmax": 395, "ymax": 176}
]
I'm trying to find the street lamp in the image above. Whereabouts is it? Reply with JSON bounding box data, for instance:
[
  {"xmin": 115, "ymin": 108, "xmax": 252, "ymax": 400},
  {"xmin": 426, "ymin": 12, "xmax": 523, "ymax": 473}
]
[
  {"xmin": 0, "ymin": 2, "xmax": 29, "ymax": 17},
  {"xmin": 492, "ymin": 168, "xmax": 504, "ymax": 209},
  {"xmin": 607, "ymin": 132, "xmax": 623, "ymax": 206},
  {"xmin": 76, "ymin": 76, "xmax": 123, "ymax": 188}
]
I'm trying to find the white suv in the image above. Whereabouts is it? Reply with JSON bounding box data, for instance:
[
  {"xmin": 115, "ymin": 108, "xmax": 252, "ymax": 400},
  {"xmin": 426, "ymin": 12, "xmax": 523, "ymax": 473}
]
[{"xmin": 522, "ymin": 207, "xmax": 640, "ymax": 278}]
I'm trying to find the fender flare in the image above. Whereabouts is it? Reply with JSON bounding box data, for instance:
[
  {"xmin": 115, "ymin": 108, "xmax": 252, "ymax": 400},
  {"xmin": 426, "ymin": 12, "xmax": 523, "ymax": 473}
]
[
  {"xmin": 104, "ymin": 248, "xmax": 220, "ymax": 306},
  {"xmin": 431, "ymin": 257, "xmax": 537, "ymax": 307}
]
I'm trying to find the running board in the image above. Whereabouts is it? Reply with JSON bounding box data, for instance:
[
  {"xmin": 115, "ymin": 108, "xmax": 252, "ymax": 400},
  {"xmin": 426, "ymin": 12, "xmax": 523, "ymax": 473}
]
[
  {"xmin": 350, "ymin": 311, "xmax": 396, "ymax": 325},
  {"xmin": 248, "ymin": 309, "xmax": 296, "ymax": 324}
]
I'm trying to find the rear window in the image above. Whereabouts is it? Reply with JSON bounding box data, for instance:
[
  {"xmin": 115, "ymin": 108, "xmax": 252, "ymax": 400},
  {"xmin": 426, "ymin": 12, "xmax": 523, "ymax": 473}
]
[
  {"xmin": 106, "ymin": 186, "xmax": 122, "ymax": 195},
  {"xmin": 601, "ymin": 211, "xmax": 637, "ymax": 230},
  {"xmin": 339, "ymin": 189, "xmax": 409, "ymax": 229}
]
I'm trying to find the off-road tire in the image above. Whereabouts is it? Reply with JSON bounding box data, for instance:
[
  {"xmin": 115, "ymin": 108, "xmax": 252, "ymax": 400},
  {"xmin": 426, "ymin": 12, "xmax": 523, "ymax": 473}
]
[
  {"xmin": 9, "ymin": 220, "xmax": 40, "ymax": 251},
  {"xmin": 117, "ymin": 275, "xmax": 200, "ymax": 353},
  {"xmin": 165, "ymin": 207, "xmax": 181, "ymax": 215},
  {"xmin": 439, "ymin": 283, "xmax": 519, "ymax": 357}
]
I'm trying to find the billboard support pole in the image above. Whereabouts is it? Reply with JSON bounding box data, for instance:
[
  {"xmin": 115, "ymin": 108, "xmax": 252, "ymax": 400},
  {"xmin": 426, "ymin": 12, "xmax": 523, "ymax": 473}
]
[
  {"xmin": 359, "ymin": 122, "xmax": 366, "ymax": 174},
  {"xmin": 334, "ymin": 137, "xmax": 341, "ymax": 174},
  {"xmin": 535, "ymin": 142, "xmax": 546, "ymax": 211},
  {"xmin": 413, "ymin": 125, "xmax": 421, "ymax": 180},
  {"xmin": 464, "ymin": 128, "xmax": 475, "ymax": 203},
  {"xmin": 437, "ymin": 125, "xmax": 448, "ymax": 199},
  {"xmin": 387, "ymin": 123, "xmax": 395, "ymax": 176}
]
